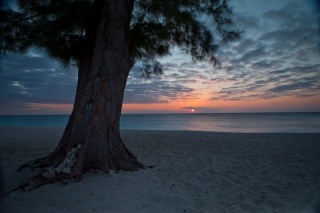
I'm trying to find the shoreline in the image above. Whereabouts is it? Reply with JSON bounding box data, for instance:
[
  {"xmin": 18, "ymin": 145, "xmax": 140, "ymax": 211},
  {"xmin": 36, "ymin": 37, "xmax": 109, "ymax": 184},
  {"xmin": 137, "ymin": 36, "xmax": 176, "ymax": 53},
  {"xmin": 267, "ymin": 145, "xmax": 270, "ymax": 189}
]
[{"xmin": 1, "ymin": 127, "xmax": 320, "ymax": 212}]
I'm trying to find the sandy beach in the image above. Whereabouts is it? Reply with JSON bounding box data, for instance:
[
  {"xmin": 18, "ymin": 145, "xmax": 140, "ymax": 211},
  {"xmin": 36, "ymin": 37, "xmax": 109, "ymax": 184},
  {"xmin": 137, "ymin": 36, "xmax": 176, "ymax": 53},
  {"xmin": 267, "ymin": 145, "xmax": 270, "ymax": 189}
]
[{"xmin": 1, "ymin": 127, "xmax": 320, "ymax": 213}]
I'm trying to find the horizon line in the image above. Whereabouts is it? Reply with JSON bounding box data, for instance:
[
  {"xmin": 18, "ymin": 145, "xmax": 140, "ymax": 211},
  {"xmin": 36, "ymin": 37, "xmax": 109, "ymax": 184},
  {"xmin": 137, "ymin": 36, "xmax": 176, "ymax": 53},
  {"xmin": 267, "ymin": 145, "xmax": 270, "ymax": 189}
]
[{"xmin": 1, "ymin": 111, "xmax": 320, "ymax": 116}]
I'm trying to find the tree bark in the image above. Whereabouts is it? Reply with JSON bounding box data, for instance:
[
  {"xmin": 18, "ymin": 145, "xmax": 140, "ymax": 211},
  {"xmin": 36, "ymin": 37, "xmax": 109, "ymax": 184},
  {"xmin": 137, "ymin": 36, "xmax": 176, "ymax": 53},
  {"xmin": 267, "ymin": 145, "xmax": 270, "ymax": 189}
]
[{"xmin": 19, "ymin": 0, "xmax": 143, "ymax": 178}]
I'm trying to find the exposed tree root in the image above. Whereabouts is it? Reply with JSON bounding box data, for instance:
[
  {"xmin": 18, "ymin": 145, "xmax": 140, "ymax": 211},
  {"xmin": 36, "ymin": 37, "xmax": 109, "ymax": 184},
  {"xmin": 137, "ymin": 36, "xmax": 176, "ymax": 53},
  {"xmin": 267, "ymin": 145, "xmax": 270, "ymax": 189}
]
[
  {"xmin": 18, "ymin": 156, "xmax": 51, "ymax": 172},
  {"xmin": 2, "ymin": 173, "xmax": 71, "ymax": 196},
  {"xmin": 3, "ymin": 150, "xmax": 154, "ymax": 196},
  {"xmin": 2, "ymin": 182, "xmax": 30, "ymax": 196}
]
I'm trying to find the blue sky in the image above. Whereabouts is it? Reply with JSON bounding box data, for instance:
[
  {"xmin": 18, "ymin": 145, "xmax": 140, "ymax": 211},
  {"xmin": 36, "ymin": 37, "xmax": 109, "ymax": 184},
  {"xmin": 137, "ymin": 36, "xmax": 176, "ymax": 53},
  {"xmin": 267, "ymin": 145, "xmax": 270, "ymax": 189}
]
[{"xmin": 0, "ymin": 0, "xmax": 320, "ymax": 114}]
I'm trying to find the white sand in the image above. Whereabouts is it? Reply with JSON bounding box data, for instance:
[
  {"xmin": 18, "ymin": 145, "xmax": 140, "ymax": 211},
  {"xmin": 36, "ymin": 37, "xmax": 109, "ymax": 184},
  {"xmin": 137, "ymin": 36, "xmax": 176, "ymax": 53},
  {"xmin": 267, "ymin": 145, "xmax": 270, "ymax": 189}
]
[{"xmin": 1, "ymin": 127, "xmax": 320, "ymax": 213}]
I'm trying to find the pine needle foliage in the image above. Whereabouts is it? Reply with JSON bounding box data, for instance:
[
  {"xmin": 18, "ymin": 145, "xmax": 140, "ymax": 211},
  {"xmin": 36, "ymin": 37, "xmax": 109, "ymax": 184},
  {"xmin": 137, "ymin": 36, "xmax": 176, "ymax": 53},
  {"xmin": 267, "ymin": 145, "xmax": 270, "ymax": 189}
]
[{"xmin": 1, "ymin": 0, "xmax": 240, "ymax": 75}]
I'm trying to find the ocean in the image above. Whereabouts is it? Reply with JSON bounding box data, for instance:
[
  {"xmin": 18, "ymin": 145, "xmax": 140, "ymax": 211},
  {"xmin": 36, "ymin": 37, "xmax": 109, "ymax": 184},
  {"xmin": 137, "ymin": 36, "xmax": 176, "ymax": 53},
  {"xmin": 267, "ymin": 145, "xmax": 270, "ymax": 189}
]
[{"xmin": 1, "ymin": 113, "xmax": 320, "ymax": 133}]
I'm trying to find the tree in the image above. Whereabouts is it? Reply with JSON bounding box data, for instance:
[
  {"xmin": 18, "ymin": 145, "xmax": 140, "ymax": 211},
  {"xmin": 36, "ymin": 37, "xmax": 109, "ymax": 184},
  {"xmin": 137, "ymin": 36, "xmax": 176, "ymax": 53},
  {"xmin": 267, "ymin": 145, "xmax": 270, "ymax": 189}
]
[{"xmin": 1, "ymin": 0, "xmax": 240, "ymax": 187}]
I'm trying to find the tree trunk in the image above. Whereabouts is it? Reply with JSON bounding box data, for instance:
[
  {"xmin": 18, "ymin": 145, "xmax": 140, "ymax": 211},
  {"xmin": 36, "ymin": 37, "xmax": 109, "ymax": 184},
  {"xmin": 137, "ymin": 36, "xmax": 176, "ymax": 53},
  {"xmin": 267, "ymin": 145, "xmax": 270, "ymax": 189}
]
[{"xmin": 19, "ymin": 0, "xmax": 143, "ymax": 179}]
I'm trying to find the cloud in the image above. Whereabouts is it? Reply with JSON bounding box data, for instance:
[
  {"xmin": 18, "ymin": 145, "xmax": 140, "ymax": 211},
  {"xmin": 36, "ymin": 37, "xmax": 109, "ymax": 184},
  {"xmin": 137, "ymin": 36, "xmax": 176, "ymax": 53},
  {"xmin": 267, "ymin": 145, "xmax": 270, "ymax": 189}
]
[
  {"xmin": 234, "ymin": 13, "xmax": 262, "ymax": 31},
  {"xmin": 124, "ymin": 83, "xmax": 195, "ymax": 104},
  {"xmin": 1, "ymin": 1, "xmax": 320, "ymax": 114},
  {"xmin": 211, "ymin": 69, "xmax": 320, "ymax": 101},
  {"xmin": 240, "ymin": 46, "xmax": 267, "ymax": 63},
  {"xmin": 0, "ymin": 52, "xmax": 78, "ymax": 109},
  {"xmin": 250, "ymin": 59, "xmax": 283, "ymax": 70},
  {"xmin": 268, "ymin": 81, "xmax": 316, "ymax": 93},
  {"xmin": 124, "ymin": 66, "xmax": 197, "ymax": 104},
  {"xmin": 208, "ymin": 0, "xmax": 320, "ymax": 102}
]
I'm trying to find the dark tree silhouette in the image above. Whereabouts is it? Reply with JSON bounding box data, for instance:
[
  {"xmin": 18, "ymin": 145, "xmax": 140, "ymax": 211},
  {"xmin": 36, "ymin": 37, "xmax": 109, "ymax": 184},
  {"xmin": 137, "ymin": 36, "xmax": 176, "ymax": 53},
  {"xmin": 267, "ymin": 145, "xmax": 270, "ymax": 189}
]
[{"xmin": 1, "ymin": 0, "xmax": 240, "ymax": 188}]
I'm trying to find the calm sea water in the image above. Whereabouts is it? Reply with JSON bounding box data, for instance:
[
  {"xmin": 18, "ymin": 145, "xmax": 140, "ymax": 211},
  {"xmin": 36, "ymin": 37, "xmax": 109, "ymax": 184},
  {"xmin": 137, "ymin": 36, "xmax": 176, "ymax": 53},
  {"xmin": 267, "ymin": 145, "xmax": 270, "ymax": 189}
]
[{"xmin": 1, "ymin": 113, "xmax": 320, "ymax": 133}]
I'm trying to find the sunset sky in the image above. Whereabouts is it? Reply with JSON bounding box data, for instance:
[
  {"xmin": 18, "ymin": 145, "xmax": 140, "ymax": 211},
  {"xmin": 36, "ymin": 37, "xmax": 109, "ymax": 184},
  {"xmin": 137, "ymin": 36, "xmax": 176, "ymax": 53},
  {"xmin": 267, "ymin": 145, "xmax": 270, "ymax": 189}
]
[{"xmin": 1, "ymin": 0, "xmax": 320, "ymax": 115}]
